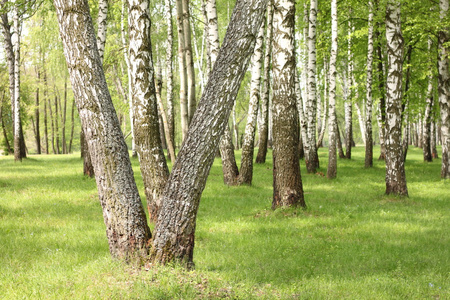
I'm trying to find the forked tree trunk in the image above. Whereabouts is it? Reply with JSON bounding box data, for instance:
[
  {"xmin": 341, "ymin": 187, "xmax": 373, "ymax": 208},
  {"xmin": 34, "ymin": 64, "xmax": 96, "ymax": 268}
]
[
  {"xmin": 239, "ymin": 23, "xmax": 265, "ymax": 185},
  {"xmin": 305, "ymin": 0, "xmax": 319, "ymax": 173},
  {"xmin": 327, "ymin": 0, "xmax": 338, "ymax": 179},
  {"xmin": 271, "ymin": 0, "xmax": 305, "ymax": 209},
  {"xmin": 54, "ymin": 0, "xmax": 151, "ymax": 262},
  {"xmin": 384, "ymin": 1, "xmax": 408, "ymax": 195},
  {"xmin": 128, "ymin": 0, "xmax": 170, "ymax": 222},
  {"xmin": 150, "ymin": 0, "xmax": 268, "ymax": 267},
  {"xmin": 439, "ymin": 0, "xmax": 450, "ymax": 178},
  {"xmin": 255, "ymin": 1, "xmax": 273, "ymax": 164},
  {"xmin": 365, "ymin": 0, "xmax": 374, "ymax": 168}
]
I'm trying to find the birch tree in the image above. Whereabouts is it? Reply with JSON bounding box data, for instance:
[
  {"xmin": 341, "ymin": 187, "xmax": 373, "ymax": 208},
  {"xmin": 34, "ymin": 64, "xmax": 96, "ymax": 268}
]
[
  {"xmin": 439, "ymin": 0, "xmax": 450, "ymax": 178},
  {"xmin": 12, "ymin": 1, "xmax": 23, "ymax": 161},
  {"xmin": 423, "ymin": 38, "xmax": 434, "ymax": 163},
  {"xmin": 327, "ymin": 0, "xmax": 338, "ymax": 179},
  {"xmin": 365, "ymin": 0, "xmax": 374, "ymax": 168},
  {"xmin": 238, "ymin": 22, "xmax": 264, "ymax": 185},
  {"xmin": 150, "ymin": 0, "xmax": 269, "ymax": 267},
  {"xmin": 54, "ymin": 0, "xmax": 151, "ymax": 262},
  {"xmin": 305, "ymin": 0, "xmax": 319, "ymax": 173},
  {"xmin": 255, "ymin": 1, "xmax": 273, "ymax": 164},
  {"xmin": 345, "ymin": 19, "xmax": 353, "ymax": 159},
  {"xmin": 165, "ymin": 0, "xmax": 175, "ymax": 160},
  {"xmin": 97, "ymin": 0, "xmax": 108, "ymax": 63},
  {"xmin": 384, "ymin": 0, "xmax": 408, "ymax": 195},
  {"xmin": 128, "ymin": 0, "xmax": 170, "ymax": 221},
  {"xmin": 271, "ymin": 0, "xmax": 305, "ymax": 208}
]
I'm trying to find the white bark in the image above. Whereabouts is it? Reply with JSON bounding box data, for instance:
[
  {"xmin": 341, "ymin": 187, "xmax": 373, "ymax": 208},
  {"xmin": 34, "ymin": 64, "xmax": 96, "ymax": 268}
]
[
  {"xmin": 165, "ymin": 0, "xmax": 175, "ymax": 157},
  {"xmin": 327, "ymin": 0, "xmax": 338, "ymax": 178},
  {"xmin": 365, "ymin": 0, "xmax": 374, "ymax": 168},
  {"xmin": 176, "ymin": 0, "xmax": 189, "ymax": 141},
  {"xmin": 97, "ymin": 0, "xmax": 108, "ymax": 64},
  {"xmin": 205, "ymin": 0, "xmax": 219, "ymax": 67},
  {"xmin": 13, "ymin": 2, "xmax": 21, "ymax": 162}
]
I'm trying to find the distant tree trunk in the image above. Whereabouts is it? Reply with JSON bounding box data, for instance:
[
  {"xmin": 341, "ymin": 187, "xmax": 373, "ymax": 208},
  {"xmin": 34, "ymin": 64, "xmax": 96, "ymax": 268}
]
[
  {"xmin": 0, "ymin": 92, "xmax": 12, "ymax": 154},
  {"xmin": 439, "ymin": 0, "xmax": 450, "ymax": 178},
  {"xmin": 61, "ymin": 79, "xmax": 68, "ymax": 153},
  {"xmin": 402, "ymin": 44, "xmax": 412, "ymax": 162},
  {"xmin": 296, "ymin": 68, "xmax": 308, "ymax": 161},
  {"xmin": 97, "ymin": 0, "xmax": 108, "ymax": 64},
  {"xmin": 431, "ymin": 121, "xmax": 439, "ymax": 159},
  {"xmin": 365, "ymin": 0, "xmax": 374, "ymax": 168},
  {"xmin": 239, "ymin": 23, "xmax": 264, "ymax": 185},
  {"xmin": 182, "ymin": 0, "xmax": 196, "ymax": 123},
  {"xmin": 176, "ymin": 0, "xmax": 189, "ymax": 142},
  {"xmin": 165, "ymin": 0, "xmax": 175, "ymax": 160},
  {"xmin": 384, "ymin": 0, "xmax": 408, "ymax": 195},
  {"xmin": 35, "ymin": 70, "xmax": 41, "ymax": 154},
  {"xmin": 345, "ymin": 19, "xmax": 353, "ymax": 159},
  {"xmin": 355, "ymin": 101, "xmax": 366, "ymax": 145},
  {"xmin": 54, "ymin": 0, "xmax": 151, "ymax": 262},
  {"xmin": 375, "ymin": 29, "xmax": 387, "ymax": 160},
  {"xmin": 128, "ymin": 0, "xmax": 170, "ymax": 222},
  {"xmin": 423, "ymin": 39, "xmax": 434, "ymax": 162},
  {"xmin": 121, "ymin": 0, "xmax": 136, "ymax": 157},
  {"xmin": 316, "ymin": 72, "xmax": 328, "ymax": 149},
  {"xmin": 220, "ymin": 126, "xmax": 239, "ymax": 185},
  {"xmin": 54, "ymin": 95, "xmax": 61, "ymax": 154},
  {"xmin": 305, "ymin": 0, "xmax": 319, "ymax": 173},
  {"xmin": 336, "ymin": 122, "xmax": 345, "ymax": 159},
  {"xmin": 256, "ymin": 1, "xmax": 273, "ymax": 164},
  {"xmin": 327, "ymin": 0, "xmax": 338, "ymax": 179},
  {"xmin": 271, "ymin": 0, "xmax": 305, "ymax": 209},
  {"xmin": 150, "ymin": 0, "xmax": 268, "ymax": 267},
  {"xmin": 43, "ymin": 82, "xmax": 49, "ymax": 154},
  {"xmin": 13, "ymin": 3, "xmax": 24, "ymax": 161},
  {"xmin": 69, "ymin": 98, "xmax": 75, "ymax": 153}
]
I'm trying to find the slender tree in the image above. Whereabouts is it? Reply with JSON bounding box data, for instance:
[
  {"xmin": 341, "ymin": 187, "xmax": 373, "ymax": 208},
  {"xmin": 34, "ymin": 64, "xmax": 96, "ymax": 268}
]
[
  {"xmin": 327, "ymin": 0, "xmax": 338, "ymax": 178},
  {"xmin": 423, "ymin": 38, "xmax": 434, "ymax": 162},
  {"xmin": 365, "ymin": 0, "xmax": 374, "ymax": 168},
  {"xmin": 384, "ymin": 0, "xmax": 408, "ymax": 195},
  {"xmin": 165, "ymin": 0, "xmax": 175, "ymax": 160},
  {"xmin": 176, "ymin": 0, "xmax": 189, "ymax": 141}
]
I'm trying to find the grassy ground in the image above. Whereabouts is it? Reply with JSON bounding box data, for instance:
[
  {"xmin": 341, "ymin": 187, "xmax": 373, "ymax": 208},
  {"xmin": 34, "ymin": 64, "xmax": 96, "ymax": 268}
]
[{"xmin": 0, "ymin": 146, "xmax": 448, "ymax": 299}]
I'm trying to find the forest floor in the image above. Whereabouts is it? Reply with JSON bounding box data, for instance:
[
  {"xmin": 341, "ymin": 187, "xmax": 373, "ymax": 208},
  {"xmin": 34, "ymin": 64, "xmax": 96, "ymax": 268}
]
[{"xmin": 0, "ymin": 146, "xmax": 448, "ymax": 299}]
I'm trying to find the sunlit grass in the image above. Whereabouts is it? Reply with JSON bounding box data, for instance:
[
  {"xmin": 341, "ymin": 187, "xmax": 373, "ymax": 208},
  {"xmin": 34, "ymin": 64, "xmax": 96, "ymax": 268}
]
[{"xmin": 0, "ymin": 146, "xmax": 448, "ymax": 299}]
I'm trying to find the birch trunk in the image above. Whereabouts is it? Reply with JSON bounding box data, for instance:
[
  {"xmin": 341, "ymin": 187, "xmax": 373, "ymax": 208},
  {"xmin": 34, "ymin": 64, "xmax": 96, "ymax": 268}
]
[
  {"xmin": 13, "ymin": 3, "xmax": 23, "ymax": 161},
  {"xmin": 432, "ymin": 121, "xmax": 439, "ymax": 159},
  {"xmin": 306, "ymin": 0, "xmax": 319, "ymax": 173},
  {"xmin": 327, "ymin": 0, "xmax": 338, "ymax": 179},
  {"xmin": 365, "ymin": 1, "xmax": 374, "ymax": 168},
  {"xmin": 128, "ymin": 0, "xmax": 170, "ymax": 222},
  {"xmin": 345, "ymin": 21, "xmax": 353, "ymax": 159},
  {"xmin": 439, "ymin": 0, "xmax": 450, "ymax": 178},
  {"xmin": 239, "ymin": 23, "xmax": 264, "ymax": 185},
  {"xmin": 181, "ymin": 0, "xmax": 196, "ymax": 123},
  {"xmin": 165, "ymin": 0, "xmax": 175, "ymax": 160},
  {"xmin": 271, "ymin": 0, "xmax": 305, "ymax": 209},
  {"xmin": 0, "ymin": 92, "xmax": 12, "ymax": 154},
  {"xmin": 375, "ymin": 24, "xmax": 387, "ymax": 160},
  {"xmin": 176, "ymin": 0, "xmax": 189, "ymax": 141},
  {"xmin": 69, "ymin": 98, "xmax": 75, "ymax": 153},
  {"xmin": 255, "ymin": 1, "xmax": 273, "ymax": 164},
  {"xmin": 97, "ymin": 0, "xmax": 108, "ymax": 64},
  {"xmin": 54, "ymin": 0, "xmax": 151, "ymax": 262},
  {"xmin": 423, "ymin": 39, "xmax": 434, "ymax": 162},
  {"xmin": 150, "ymin": 0, "xmax": 268, "ymax": 267},
  {"xmin": 384, "ymin": 1, "xmax": 408, "ymax": 195},
  {"xmin": 35, "ymin": 70, "xmax": 41, "ymax": 154}
]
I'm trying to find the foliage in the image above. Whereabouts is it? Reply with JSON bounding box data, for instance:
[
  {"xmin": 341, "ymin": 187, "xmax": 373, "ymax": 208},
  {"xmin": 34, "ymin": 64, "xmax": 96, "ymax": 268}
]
[{"xmin": 0, "ymin": 147, "xmax": 448, "ymax": 298}]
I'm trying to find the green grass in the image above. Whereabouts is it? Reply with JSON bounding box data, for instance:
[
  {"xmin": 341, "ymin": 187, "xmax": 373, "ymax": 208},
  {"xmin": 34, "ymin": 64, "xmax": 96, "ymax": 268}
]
[{"xmin": 0, "ymin": 146, "xmax": 448, "ymax": 299}]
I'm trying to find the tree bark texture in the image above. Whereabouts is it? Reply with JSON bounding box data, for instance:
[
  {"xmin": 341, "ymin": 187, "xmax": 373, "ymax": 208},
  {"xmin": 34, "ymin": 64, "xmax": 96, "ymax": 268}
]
[
  {"xmin": 150, "ymin": 0, "xmax": 269, "ymax": 267},
  {"xmin": 305, "ymin": 0, "xmax": 319, "ymax": 173},
  {"xmin": 439, "ymin": 0, "xmax": 450, "ymax": 178},
  {"xmin": 176, "ymin": 0, "xmax": 189, "ymax": 142},
  {"xmin": 128, "ymin": 0, "xmax": 170, "ymax": 222},
  {"xmin": 54, "ymin": 0, "xmax": 151, "ymax": 262},
  {"xmin": 423, "ymin": 39, "xmax": 434, "ymax": 162},
  {"xmin": 365, "ymin": 1, "xmax": 374, "ymax": 168},
  {"xmin": 35, "ymin": 70, "xmax": 41, "ymax": 154},
  {"xmin": 239, "ymin": 22, "xmax": 265, "ymax": 185},
  {"xmin": 345, "ymin": 20, "xmax": 353, "ymax": 159},
  {"xmin": 97, "ymin": 0, "xmax": 108, "ymax": 64},
  {"xmin": 271, "ymin": 0, "xmax": 305, "ymax": 208},
  {"xmin": 165, "ymin": 0, "xmax": 175, "ymax": 159},
  {"xmin": 384, "ymin": 1, "xmax": 408, "ymax": 195},
  {"xmin": 256, "ymin": 1, "xmax": 273, "ymax": 164},
  {"xmin": 327, "ymin": 0, "xmax": 338, "ymax": 179},
  {"xmin": 219, "ymin": 126, "xmax": 239, "ymax": 185}
]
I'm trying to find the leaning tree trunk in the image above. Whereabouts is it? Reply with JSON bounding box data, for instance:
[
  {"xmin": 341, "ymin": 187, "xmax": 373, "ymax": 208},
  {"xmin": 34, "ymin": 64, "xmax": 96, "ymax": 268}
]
[
  {"xmin": 327, "ymin": 0, "xmax": 338, "ymax": 179},
  {"xmin": 128, "ymin": 0, "xmax": 170, "ymax": 222},
  {"xmin": 150, "ymin": 0, "xmax": 269, "ymax": 267},
  {"xmin": 423, "ymin": 39, "xmax": 434, "ymax": 162},
  {"xmin": 54, "ymin": 0, "xmax": 151, "ymax": 263},
  {"xmin": 238, "ymin": 22, "xmax": 265, "ymax": 185},
  {"xmin": 384, "ymin": 0, "xmax": 408, "ymax": 196},
  {"xmin": 305, "ymin": 0, "xmax": 319, "ymax": 173},
  {"xmin": 439, "ymin": 0, "xmax": 450, "ymax": 178},
  {"xmin": 255, "ymin": 1, "xmax": 273, "ymax": 164},
  {"xmin": 271, "ymin": 0, "xmax": 305, "ymax": 209},
  {"xmin": 365, "ymin": 0, "xmax": 374, "ymax": 168}
]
